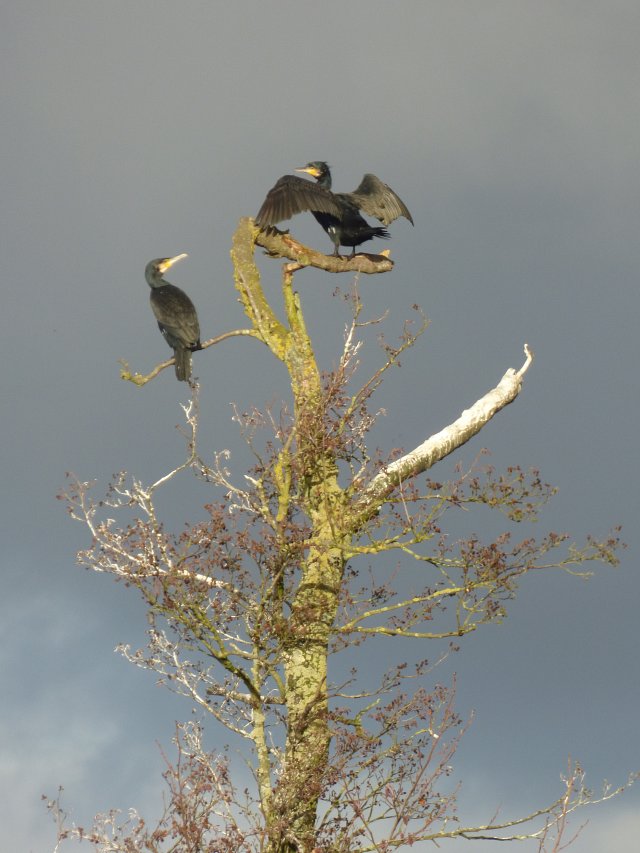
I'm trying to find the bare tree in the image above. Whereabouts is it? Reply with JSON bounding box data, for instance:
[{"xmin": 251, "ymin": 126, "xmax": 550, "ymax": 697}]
[{"xmin": 52, "ymin": 219, "xmax": 633, "ymax": 852}]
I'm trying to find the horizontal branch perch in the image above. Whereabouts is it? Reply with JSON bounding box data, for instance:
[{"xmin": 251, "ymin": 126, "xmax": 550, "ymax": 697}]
[
  {"xmin": 120, "ymin": 328, "xmax": 262, "ymax": 386},
  {"xmin": 253, "ymin": 221, "xmax": 395, "ymax": 275},
  {"xmin": 356, "ymin": 345, "xmax": 534, "ymax": 513}
]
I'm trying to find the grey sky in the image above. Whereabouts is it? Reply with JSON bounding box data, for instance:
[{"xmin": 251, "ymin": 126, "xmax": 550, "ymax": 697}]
[{"xmin": 2, "ymin": 2, "xmax": 639, "ymax": 849}]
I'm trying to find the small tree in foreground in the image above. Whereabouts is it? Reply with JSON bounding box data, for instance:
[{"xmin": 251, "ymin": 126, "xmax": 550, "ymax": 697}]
[{"xmin": 52, "ymin": 220, "xmax": 633, "ymax": 851}]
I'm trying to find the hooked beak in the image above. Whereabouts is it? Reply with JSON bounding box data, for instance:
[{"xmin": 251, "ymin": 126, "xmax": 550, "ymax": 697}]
[
  {"xmin": 296, "ymin": 165, "xmax": 321, "ymax": 178},
  {"xmin": 158, "ymin": 253, "xmax": 188, "ymax": 274}
]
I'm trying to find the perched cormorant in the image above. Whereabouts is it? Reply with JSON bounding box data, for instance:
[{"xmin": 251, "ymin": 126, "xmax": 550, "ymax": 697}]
[
  {"xmin": 145, "ymin": 254, "xmax": 201, "ymax": 382},
  {"xmin": 255, "ymin": 161, "xmax": 414, "ymax": 257}
]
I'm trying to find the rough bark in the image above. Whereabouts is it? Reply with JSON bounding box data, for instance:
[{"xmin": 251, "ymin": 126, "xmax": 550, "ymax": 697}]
[{"xmin": 234, "ymin": 218, "xmax": 352, "ymax": 851}]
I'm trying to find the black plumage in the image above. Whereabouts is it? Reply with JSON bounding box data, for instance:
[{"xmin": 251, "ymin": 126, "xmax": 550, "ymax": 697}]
[
  {"xmin": 255, "ymin": 161, "xmax": 413, "ymax": 257},
  {"xmin": 145, "ymin": 254, "xmax": 201, "ymax": 381}
]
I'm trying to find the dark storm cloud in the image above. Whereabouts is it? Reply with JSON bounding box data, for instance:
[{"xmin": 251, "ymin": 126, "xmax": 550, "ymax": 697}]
[{"xmin": 1, "ymin": 3, "xmax": 638, "ymax": 849}]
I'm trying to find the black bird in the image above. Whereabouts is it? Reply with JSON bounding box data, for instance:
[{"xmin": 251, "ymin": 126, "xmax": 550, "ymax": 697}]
[
  {"xmin": 255, "ymin": 161, "xmax": 414, "ymax": 257},
  {"xmin": 145, "ymin": 254, "xmax": 201, "ymax": 381}
]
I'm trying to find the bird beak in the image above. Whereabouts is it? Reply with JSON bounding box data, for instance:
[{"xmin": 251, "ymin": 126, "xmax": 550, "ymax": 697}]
[
  {"xmin": 158, "ymin": 253, "xmax": 188, "ymax": 274},
  {"xmin": 296, "ymin": 166, "xmax": 321, "ymax": 178}
]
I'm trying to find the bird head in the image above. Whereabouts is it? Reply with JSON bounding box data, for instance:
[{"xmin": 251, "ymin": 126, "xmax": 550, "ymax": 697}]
[
  {"xmin": 296, "ymin": 161, "xmax": 330, "ymax": 181},
  {"xmin": 145, "ymin": 253, "xmax": 188, "ymax": 287}
]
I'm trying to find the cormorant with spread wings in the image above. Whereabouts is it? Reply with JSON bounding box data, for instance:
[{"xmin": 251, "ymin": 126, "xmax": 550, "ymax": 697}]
[{"xmin": 255, "ymin": 161, "xmax": 413, "ymax": 257}]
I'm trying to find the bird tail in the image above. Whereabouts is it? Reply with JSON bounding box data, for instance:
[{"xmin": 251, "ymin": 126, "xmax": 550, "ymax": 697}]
[
  {"xmin": 174, "ymin": 347, "xmax": 192, "ymax": 382},
  {"xmin": 370, "ymin": 226, "xmax": 390, "ymax": 240}
]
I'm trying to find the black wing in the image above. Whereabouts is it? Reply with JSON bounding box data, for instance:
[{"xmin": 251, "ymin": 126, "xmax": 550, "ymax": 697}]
[
  {"xmin": 348, "ymin": 173, "xmax": 414, "ymax": 227},
  {"xmin": 150, "ymin": 285, "xmax": 200, "ymax": 349},
  {"xmin": 255, "ymin": 174, "xmax": 343, "ymax": 226}
]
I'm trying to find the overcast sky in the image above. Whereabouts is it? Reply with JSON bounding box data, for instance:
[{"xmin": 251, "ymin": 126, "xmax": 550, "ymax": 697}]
[{"xmin": 2, "ymin": 2, "xmax": 639, "ymax": 850}]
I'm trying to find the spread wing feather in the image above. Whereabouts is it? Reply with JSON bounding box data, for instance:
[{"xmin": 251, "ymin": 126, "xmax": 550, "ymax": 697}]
[
  {"xmin": 349, "ymin": 173, "xmax": 414, "ymax": 227},
  {"xmin": 255, "ymin": 175, "xmax": 343, "ymax": 225}
]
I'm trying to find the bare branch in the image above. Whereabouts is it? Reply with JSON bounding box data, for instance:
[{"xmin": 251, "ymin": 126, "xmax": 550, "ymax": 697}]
[
  {"xmin": 355, "ymin": 344, "xmax": 535, "ymax": 516},
  {"xmin": 120, "ymin": 327, "xmax": 263, "ymax": 386},
  {"xmin": 254, "ymin": 221, "xmax": 396, "ymax": 275}
]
